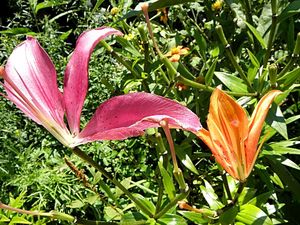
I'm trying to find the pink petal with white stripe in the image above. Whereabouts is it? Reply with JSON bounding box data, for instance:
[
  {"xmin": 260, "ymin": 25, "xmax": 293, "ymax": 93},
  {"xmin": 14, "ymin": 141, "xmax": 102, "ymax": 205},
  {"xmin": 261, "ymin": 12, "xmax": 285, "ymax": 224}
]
[
  {"xmin": 64, "ymin": 27, "xmax": 123, "ymax": 135},
  {"xmin": 4, "ymin": 37, "xmax": 66, "ymax": 129},
  {"xmin": 78, "ymin": 92, "xmax": 201, "ymax": 144}
]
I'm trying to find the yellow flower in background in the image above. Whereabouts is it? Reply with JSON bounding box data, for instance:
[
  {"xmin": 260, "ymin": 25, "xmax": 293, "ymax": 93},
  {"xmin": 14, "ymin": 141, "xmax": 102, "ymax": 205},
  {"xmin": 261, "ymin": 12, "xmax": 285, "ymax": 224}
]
[
  {"xmin": 212, "ymin": 0, "xmax": 223, "ymax": 11},
  {"xmin": 165, "ymin": 46, "xmax": 189, "ymax": 62},
  {"xmin": 111, "ymin": 7, "xmax": 119, "ymax": 15}
]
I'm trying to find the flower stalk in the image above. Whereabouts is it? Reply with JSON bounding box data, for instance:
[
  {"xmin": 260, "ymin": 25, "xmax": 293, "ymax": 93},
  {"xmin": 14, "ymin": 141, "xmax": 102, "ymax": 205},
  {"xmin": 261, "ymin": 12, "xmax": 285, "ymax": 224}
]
[
  {"xmin": 277, "ymin": 32, "xmax": 300, "ymax": 78},
  {"xmin": 263, "ymin": 0, "xmax": 278, "ymax": 68},
  {"xmin": 160, "ymin": 120, "xmax": 187, "ymax": 191},
  {"xmin": 215, "ymin": 25, "xmax": 254, "ymax": 92}
]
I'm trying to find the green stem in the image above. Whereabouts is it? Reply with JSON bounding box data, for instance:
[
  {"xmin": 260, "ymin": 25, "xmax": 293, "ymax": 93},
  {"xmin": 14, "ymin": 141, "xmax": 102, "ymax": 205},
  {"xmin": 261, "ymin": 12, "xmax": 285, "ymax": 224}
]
[
  {"xmin": 155, "ymin": 132, "xmax": 168, "ymax": 213},
  {"xmin": 177, "ymin": 75, "xmax": 258, "ymax": 97},
  {"xmin": 215, "ymin": 25, "xmax": 254, "ymax": 92},
  {"xmin": 222, "ymin": 173, "xmax": 232, "ymax": 200},
  {"xmin": 0, "ymin": 202, "xmax": 75, "ymax": 222},
  {"xmin": 141, "ymin": 3, "xmax": 177, "ymax": 81},
  {"xmin": 263, "ymin": 0, "xmax": 277, "ymax": 68},
  {"xmin": 217, "ymin": 180, "xmax": 246, "ymax": 216},
  {"xmin": 160, "ymin": 120, "xmax": 187, "ymax": 190},
  {"xmin": 154, "ymin": 189, "xmax": 189, "ymax": 219},
  {"xmin": 277, "ymin": 32, "xmax": 300, "ymax": 78},
  {"xmin": 100, "ymin": 40, "xmax": 139, "ymax": 79},
  {"xmin": 232, "ymin": 180, "xmax": 246, "ymax": 204},
  {"xmin": 72, "ymin": 147, "xmax": 153, "ymax": 217}
]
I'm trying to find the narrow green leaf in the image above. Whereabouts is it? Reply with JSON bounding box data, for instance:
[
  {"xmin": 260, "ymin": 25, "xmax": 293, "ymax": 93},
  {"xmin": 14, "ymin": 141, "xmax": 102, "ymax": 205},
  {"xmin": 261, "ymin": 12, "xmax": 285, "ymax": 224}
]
[
  {"xmin": 59, "ymin": 29, "xmax": 72, "ymax": 41},
  {"xmin": 205, "ymin": 58, "xmax": 218, "ymax": 86},
  {"xmin": 238, "ymin": 187, "xmax": 257, "ymax": 205},
  {"xmin": 277, "ymin": 67, "xmax": 300, "ymax": 88},
  {"xmin": 0, "ymin": 28, "xmax": 36, "ymax": 36},
  {"xmin": 116, "ymin": 36, "xmax": 141, "ymax": 57},
  {"xmin": 9, "ymin": 216, "xmax": 32, "ymax": 224},
  {"xmin": 121, "ymin": 212, "xmax": 147, "ymax": 224},
  {"xmin": 278, "ymin": 1, "xmax": 300, "ymax": 24},
  {"xmin": 244, "ymin": 22, "xmax": 267, "ymax": 49},
  {"xmin": 67, "ymin": 199, "xmax": 85, "ymax": 208},
  {"xmin": 158, "ymin": 158, "xmax": 176, "ymax": 200},
  {"xmin": 194, "ymin": 30, "xmax": 207, "ymax": 60},
  {"xmin": 200, "ymin": 179, "xmax": 224, "ymax": 210},
  {"xmin": 133, "ymin": 194, "xmax": 156, "ymax": 215},
  {"xmin": 116, "ymin": 177, "xmax": 132, "ymax": 197},
  {"xmin": 236, "ymin": 204, "xmax": 273, "ymax": 225},
  {"xmin": 0, "ymin": 214, "xmax": 10, "ymax": 222},
  {"xmin": 175, "ymin": 144, "xmax": 199, "ymax": 175},
  {"xmin": 35, "ymin": 1, "xmax": 68, "ymax": 14},
  {"xmin": 120, "ymin": 0, "xmax": 198, "ymax": 20},
  {"xmin": 214, "ymin": 72, "xmax": 248, "ymax": 92},
  {"xmin": 91, "ymin": 0, "xmax": 105, "ymax": 14},
  {"xmin": 129, "ymin": 180, "xmax": 158, "ymax": 196},
  {"xmin": 104, "ymin": 206, "xmax": 123, "ymax": 221},
  {"xmin": 246, "ymin": 49, "xmax": 260, "ymax": 68}
]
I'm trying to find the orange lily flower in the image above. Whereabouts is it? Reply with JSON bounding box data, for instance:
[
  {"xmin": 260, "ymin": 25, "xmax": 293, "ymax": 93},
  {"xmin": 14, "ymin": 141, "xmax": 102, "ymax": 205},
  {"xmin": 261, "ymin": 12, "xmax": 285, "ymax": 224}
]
[
  {"xmin": 165, "ymin": 46, "xmax": 189, "ymax": 62},
  {"xmin": 197, "ymin": 89, "xmax": 281, "ymax": 181}
]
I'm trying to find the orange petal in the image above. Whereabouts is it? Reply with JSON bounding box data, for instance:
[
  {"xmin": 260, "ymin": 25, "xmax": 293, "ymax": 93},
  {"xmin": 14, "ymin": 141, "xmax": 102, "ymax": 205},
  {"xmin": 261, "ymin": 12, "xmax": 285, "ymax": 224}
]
[
  {"xmin": 169, "ymin": 54, "xmax": 181, "ymax": 62},
  {"xmin": 208, "ymin": 89, "xmax": 249, "ymax": 180},
  {"xmin": 245, "ymin": 90, "xmax": 282, "ymax": 173}
]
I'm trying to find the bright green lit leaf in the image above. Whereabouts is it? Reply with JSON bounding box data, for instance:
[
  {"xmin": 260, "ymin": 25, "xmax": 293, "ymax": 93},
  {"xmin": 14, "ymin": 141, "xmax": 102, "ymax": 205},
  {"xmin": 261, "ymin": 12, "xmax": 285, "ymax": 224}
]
[
  {"xmin": 133, "ymin": 194, "xmax": 156, "ymax": 215},
  {"xmin": 214, "ymin": 72, "xmax": 248, "ymax": 92},
  {"xmin": 175, "ymin": 145, "xmax": 199, "ymax": 175},
  {"xmin": 277, "ymin": 67, "xmax": 300, "ymax": 88},
  {"xmin": 0, "ymin": 214, "xmax": 10, "ymax": 222},
  {"xmin": 121, "ymin": 0, "xmax": 199, "ymax": 20},
  {"xmin": 157, "ymin": 213, "xmax": 187, "ymax": 225},
  {"xmin": 205, "ymin": 58, "xmax": 218, "ymax": 86},
  {"xmin": 9, "ymin": 216, "xmax": 32, "ymax": 224},
  {"xmin": 236, "ymin": 204, "xmax": 272, "ymax": 225},
  {"xmin": 265, "ymin": 104, "xmax": 288, "ymax": 140},
  {"xmin": 158, "ymin": 158, "xmax": 176, "ymax": 200},
  {"xmin": 104, "ymin": 206, "xmax": 123, "ymax": 221},
  {"xmin": 178, "ymin": 211, "xmax": 209, "ymax": 224},
  {"xmin": 200, "ymin": 179, "xmax": 224, "ymax": 210}
]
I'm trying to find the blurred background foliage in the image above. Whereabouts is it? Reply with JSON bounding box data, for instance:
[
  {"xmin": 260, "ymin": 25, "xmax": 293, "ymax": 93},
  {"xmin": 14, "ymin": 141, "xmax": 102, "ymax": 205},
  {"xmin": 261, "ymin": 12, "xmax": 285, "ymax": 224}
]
[{"xmin": 0, "ymin": 0, "xmax": 300, "ymax": 224}]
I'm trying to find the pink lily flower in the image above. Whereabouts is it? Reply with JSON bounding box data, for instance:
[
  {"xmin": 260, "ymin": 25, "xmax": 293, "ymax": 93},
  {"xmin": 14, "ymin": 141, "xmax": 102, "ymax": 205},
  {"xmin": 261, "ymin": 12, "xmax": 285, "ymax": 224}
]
[{"xmin": 0, "ymin": 27, "xmax": 201, "ymax": 148}]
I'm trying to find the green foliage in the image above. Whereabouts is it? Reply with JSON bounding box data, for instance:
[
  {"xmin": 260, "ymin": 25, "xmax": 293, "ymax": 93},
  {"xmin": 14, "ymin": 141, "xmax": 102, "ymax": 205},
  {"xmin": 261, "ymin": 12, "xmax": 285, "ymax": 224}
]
[{"xmin": 0, "ymin": 0, "xmax": 299, "ymax": 224}]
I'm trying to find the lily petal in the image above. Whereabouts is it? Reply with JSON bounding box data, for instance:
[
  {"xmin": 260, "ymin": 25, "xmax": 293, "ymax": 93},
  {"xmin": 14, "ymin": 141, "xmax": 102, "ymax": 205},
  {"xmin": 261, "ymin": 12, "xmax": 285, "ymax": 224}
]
[
  {"xmin": 64, "ymin": 27, "xmax": 123, "ymax": 135},
  {"xmin": 213, "ymin": 89, "xmax": 249, "ymax": 179},
  {"xmin": 3, "ymin": 37, "xmax": 66, "ymax": 129},
  {"xmin": 245, "ymin": 90, "xmax": 281, "ymax": 171},
  {"xmin": 78, "ymin": 92, "xmax": 201, "ymax": 144}
]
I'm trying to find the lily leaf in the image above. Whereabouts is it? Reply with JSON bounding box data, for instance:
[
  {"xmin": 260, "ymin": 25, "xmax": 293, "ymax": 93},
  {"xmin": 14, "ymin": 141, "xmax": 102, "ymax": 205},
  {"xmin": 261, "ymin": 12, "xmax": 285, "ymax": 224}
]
[
  {"xmin": 265, "ymin": 104, "xmax": 288, "ymax": 140},
  {"xmin": 278, "ymin": 1, "xmax": 300, "ymax": 24},
  {"xmin": 236, "ymin": 204, "xmax": 273, "ymax": 225},
  {"xmin": 214, "ymin": 72, "xmax": 248, "ymax": 92},
  {"xmin": 244, "ymin": 21, "xmax": 267, "ymax": 49},
  {"xmin": 120, "ymin": 0, "xmax": 198, "ymax": 20}
]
